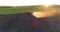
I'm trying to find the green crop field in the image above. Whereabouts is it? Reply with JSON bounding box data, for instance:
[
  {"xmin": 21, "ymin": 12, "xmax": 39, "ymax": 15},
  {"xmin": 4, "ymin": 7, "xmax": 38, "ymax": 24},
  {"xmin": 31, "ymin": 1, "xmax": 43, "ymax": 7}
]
[
  {"xmin": 0, "ymin": 7, "xmax": 31, "ymax": 15},
  {"xmin": 0, "ymin": 6, "xmax": 40, "ymax": 15},
  {"xmin": 0, "ymin": 6, "xmax": 60, "ymax": 15}
]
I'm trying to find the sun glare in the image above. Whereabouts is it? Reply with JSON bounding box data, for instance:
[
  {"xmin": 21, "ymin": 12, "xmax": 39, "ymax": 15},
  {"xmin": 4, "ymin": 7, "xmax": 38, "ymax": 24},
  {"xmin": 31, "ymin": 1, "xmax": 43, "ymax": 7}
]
[
  {"xmin": 43, "ymin": 2, "xmax": 49, "ymax": 7},
  {"xmin": 44, "ymin": 4, "xmax": 49, "ymax": 7},
  {"xmin": 45, "ymin": 5, "xmax": 48, "ymax": 7},
  {"xmin": 42, "ymin": 0, "xmax": 54, "ymax": 7},
  {"xmin": 43, "ymin": 2, "xmax": 50, "ymax": 7}
]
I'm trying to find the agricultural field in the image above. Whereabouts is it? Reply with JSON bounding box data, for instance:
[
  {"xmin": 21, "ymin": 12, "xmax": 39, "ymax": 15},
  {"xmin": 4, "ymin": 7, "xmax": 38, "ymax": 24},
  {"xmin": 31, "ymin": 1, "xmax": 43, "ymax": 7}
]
[
  {"xmin": 0, "ymin": 6, "xmax": 60, "ymax": 15},
  {"xmin": 0, "ymin": 6, "xmax": 51, "ymax": 15},
  {"xmin": 0, "ymin": 7, "xmax": 32, "ymax": 15}
]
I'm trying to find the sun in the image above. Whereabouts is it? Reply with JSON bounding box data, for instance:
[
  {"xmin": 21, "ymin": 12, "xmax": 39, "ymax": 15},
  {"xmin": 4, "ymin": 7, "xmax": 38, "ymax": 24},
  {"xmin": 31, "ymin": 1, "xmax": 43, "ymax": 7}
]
[
  {"xmin": 43, "ymin": 2, "xmax": 50, "ymax": 7},
  {"xmin": 42, "ymin": 0, "xmax": 52, "ymax": 7},
  {"xmin": 44, "ymin": 4, "xmax": 49, "ymax": 6}
]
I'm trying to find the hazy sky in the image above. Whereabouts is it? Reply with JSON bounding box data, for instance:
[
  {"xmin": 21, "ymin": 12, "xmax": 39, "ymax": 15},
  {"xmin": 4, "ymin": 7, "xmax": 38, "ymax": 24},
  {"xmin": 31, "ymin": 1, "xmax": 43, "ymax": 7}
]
[{"xmin": 0, "ymin": 0, "xmax": 60, "ymax": 6}]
